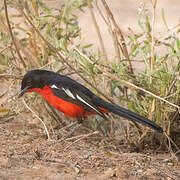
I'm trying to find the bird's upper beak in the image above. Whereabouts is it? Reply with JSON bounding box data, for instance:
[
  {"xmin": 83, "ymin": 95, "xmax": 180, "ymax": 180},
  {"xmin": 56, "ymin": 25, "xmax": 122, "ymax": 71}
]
[{"xmin": 18, "ymin": 86, "xmax": 29, "ymax": 98}]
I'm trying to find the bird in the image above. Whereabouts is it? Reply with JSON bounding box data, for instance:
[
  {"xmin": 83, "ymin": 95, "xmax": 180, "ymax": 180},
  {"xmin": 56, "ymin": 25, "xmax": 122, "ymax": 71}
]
[{"xmin": 18, "ymin": 69, "xmax": 163, "ymax": 134}]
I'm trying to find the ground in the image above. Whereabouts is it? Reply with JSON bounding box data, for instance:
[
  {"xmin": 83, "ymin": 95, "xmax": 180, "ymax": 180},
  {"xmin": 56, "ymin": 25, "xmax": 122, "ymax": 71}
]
[
  {"xmin": 1, "ymin": 0, "xmax": 180, "ymax": 179},
  {"xmin": 0, "ymin": 114, "xmax": 180, "ymax": 179}
]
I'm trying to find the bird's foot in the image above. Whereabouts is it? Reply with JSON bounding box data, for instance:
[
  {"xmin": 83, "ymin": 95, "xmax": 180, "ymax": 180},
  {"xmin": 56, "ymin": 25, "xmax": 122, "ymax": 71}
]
[
  {"xmin": 64, "ymin": 123, "xmax": 81, "ymax": 138},
  {"xmin": 59, "ymin": 121, "xmax": 81, "ymax": 139}
]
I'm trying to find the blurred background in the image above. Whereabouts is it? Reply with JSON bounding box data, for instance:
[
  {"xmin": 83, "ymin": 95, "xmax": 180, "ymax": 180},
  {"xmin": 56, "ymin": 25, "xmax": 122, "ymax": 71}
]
[{"xmin": 42, "ymin": 0, "xmax": 180, "ymax": 64}]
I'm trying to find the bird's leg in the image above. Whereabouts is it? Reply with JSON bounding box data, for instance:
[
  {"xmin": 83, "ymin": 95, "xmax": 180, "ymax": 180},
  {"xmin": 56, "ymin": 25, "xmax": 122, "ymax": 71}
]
[
  {"xmin": 59, "ymin": 121, "xmax": 79, "ymax": 132},
  {"xmin": 96, "ymin": 117, "xmax": 110, "ymax": 136},
  {"xmin": 63, "ymin": 118, "xmax": 83, "ymax": 138},
  {"xmin": 77, "ymin": 117, "xmax": 83, "ymax": 123}
]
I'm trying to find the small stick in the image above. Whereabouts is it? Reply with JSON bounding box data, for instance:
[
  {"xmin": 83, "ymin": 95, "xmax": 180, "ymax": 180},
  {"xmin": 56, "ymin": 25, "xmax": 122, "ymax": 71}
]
[
  {"xmin": 87, "ymin": 0, "xmax": 108, "ymax": 61},
  {"xmin": 164, "ymin": 131, "xmax": 180, "ymax": 159},
  {"xmin": 95, "ymin": 0, "xmax": 121, "ymax": 63},
  {"xmin": 101, "ymin": 0, "xmax": 134, "ymax": 75},
  {"xmin": 64, "ymin": 131, "xmax": 99, "ymax": 151},
  {"xmin": 3, "ymin": 0, "xmax": 26, "ymax": 68},
  {"xmin": 150, "ymin": 0, "xmax": 157, "ymax": 83},
  {"xmin": 58, "ymin": 122, "xmax": 78, "ymax": 133},
  {"xmin": 22, "ymin": 98, "xmax": 50, "ymax": 140},
  {"xmin": 0, "ymin": 74, "xmax": 23, "ymax": 79}
]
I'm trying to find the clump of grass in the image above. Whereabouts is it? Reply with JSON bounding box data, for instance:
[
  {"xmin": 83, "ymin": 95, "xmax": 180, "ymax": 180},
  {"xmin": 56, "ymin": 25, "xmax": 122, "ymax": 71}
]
[{"xmin": 0, "ymin": 0, "xmax": 180, "ymax": 152}]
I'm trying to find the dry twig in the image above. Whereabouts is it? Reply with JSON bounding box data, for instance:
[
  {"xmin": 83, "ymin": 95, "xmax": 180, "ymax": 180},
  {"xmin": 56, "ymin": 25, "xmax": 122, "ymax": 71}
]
[
  {"xmin": 150, "ymin": 0, "xmax": 157, "ymax": 83},
  {"xmin": 3, "ymin": 0, "xmax": 26, "ymax": 68},
  {"xmin": 64, "ymin": 131, "xmax": 99, "ymax": 151},
  {"xmin": 95, "ymin": 0, "xmax": 121, "ymax": 63},
  {"xmin": 0, "ymin": 74, "xmax": 23, "ymax": 79},
  {"xmin": 22, "ymin": 98, "xmax": 50, "ymax": 140},
  {"xmin": 101, "ymin": 0, "xmax": 134, "ymax": 74},
  {"xmin": 87, "ymin": 0, "xmax": 108, "ymax": 62}
]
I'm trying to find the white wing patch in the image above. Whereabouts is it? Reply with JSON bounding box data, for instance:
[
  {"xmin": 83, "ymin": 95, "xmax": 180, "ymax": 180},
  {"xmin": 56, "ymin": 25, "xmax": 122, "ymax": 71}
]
[
  {"xmin": 51, "ymin": 84, "xmax": 100, "ymax": 114},
  {"xmin": 51, "ymin": 84, "xmax": 59, "ymax": 89},
  {"xmin": 62, "ymin": 87, "xmax": 75, "ymax": 99},
  {"xmin": 51, "ymin": 84, "xmax": 75, "ymax": 99},
  {"xmin": 76, "ymin": 94, "xmax": 100, "ymax": 114}
]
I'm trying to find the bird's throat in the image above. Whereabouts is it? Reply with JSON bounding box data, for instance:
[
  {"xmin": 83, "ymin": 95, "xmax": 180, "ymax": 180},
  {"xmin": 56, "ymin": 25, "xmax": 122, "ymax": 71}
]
[{"xmin": 27, "ymin": 88, "xmax": 42, "ymax": 93}]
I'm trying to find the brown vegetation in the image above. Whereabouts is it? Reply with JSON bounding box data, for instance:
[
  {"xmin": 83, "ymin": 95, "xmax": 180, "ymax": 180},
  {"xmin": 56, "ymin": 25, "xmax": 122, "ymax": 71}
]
[{"xmin": 0, "ymin": 0, "xmax": 180, "ymax": 179}]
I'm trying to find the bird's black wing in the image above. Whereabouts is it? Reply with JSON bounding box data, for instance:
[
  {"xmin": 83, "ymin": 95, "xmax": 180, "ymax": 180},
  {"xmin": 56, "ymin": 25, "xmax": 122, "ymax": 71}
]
[
  {"xmin": 48, "ymin": 73, "xmax": 163, "ymax": 133},
  {"xmin": 49, "ymin": 83, "xmax": 106, "ymax": 118}
]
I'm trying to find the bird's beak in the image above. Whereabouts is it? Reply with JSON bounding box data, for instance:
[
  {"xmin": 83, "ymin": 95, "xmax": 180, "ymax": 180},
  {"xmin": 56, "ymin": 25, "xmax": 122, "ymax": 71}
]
[{"xmin": 18, "ymin": 86, "xmax": 29, "ymax": 98}]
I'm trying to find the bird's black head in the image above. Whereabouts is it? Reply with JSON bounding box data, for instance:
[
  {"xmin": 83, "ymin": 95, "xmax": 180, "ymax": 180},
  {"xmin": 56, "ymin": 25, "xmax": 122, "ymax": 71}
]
[{"xmin": 18, "ymin": 69, "xmax": 53, "ymax": 97}]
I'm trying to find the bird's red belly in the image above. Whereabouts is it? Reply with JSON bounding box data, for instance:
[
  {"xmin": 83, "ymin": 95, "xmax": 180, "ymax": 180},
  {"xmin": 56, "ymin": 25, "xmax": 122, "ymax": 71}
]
[{"xmin": 27, "ymin": 86, "xmax": 108, "ymax": 118}]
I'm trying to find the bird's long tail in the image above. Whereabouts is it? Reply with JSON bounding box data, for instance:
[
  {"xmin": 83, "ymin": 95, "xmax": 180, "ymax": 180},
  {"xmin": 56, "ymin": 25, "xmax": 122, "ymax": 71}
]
[{"xmin": 95, "ymin": 97, "xmax": 163, "ymax": 133}]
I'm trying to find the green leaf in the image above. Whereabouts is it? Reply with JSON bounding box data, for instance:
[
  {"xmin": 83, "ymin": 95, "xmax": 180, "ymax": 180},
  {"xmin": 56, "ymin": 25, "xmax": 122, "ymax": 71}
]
[
  {"xmin": 177, "ymin": 38, "xmax": 180, "ymax": 52},
  {"xmin": 83, "ymin": 44, "xmax": 93, "ymax": 49},
  {"xmin": 161, "ymin": 8, "xmax": 169, "ymax": 30}
]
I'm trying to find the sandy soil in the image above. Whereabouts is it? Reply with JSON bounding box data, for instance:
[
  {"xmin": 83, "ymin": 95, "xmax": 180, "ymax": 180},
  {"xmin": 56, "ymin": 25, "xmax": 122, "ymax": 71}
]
[
  {"xmin": 1, "ymin": 0, "xmax": 180, "ymax": 179},
  {"xmin": 0, "ymin": 116, "xmax": 180, "ymax": 179}
]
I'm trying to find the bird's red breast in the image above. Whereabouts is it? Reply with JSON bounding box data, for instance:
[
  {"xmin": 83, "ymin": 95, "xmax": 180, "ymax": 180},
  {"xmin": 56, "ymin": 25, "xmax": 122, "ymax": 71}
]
[{"xmin": 27, "ymin": 85, "xmax": 108, "ymax": 118}]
